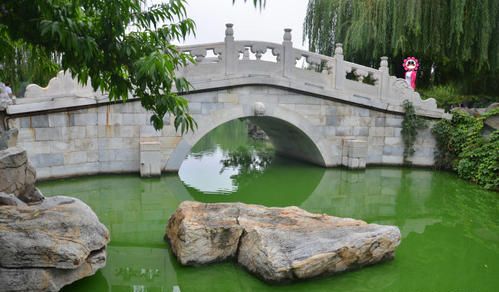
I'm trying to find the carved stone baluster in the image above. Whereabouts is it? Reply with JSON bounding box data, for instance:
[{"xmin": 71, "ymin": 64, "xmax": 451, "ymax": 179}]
[
  {"xmin": 294, "ymin": 52, "xmax": 303, "ymax": 67},
  {"xmin": 325, "ymin": 60, "xmax": 334, "ymax": 75},
  {"xmin": 370, "ymin": 72, "xmax": 380, "ymax": 86},
  {"xmin": 251, "ymin": 43, "xmax": 267, "ymax": 61},
  {"xmin": 306, "ymin": 55, "xmax": 321, "ymax": 72},
  {"xmin": 335, "ymin": 43, "xmax": 343, "ymax": 56},
  {"xmin": 283, "ymin": 28, "xmax": 292, "ymax": 42},
  {"xmin": 379, "ymin": 56, "xmax": 390, "ymax": 100},
  {"xmin": 242, "ymin": 48, "xmax": 250, "ymax": 60},
  {"xmin": 334, "ymin": 43, "xmax": 345, "ymax": 90},
  {"xmin": 225, "ymin": 23, "xmax": 236, "ymax": 75},
  {"xmin": 272, "ymin": 47, "xmax": 281, "ymax": 62},
  {"xmin": 225, "ymin": 23, "xmax": 234, "ymax": 40},
  {"xmin": 190, "ymin": 47, "xmax": 207, "ymax": 63},
  {"xmin": 282, "ymin": 28, "xmax": 293, "ymax": 77},
  {"xmin": 354, "ymin": 69, "xmax": 368, "ymax": 82},
  {"xmin": 379, "ymin": 56, "xmax": 389, "ymax": 71},
  {"xmin": 319, "ymin": 60, "xmax": 331, "ymax": 74},
  {"xmin": 214, "ymin": 47, "xmax": 223, "ymax": 62}
]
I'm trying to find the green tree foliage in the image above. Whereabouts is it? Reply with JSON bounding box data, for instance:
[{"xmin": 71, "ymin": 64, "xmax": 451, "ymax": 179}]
[
  {"xmin": 0, "ymin": 30, "xmax": 60, "ymax": 96},
  {"xmin": 419, "ymin": 84, "xmax": 498, "ymax": 110},
  {"xmin": 235, "ymin": 0, "xmax": 266, "ymax": 9},
  {"xmin": 0, "ymin": 0, "xmax": 196, "ymax": 132},
  {"xmin": 432, "ymin": 109, "xmax": 499, "ymax": 190},
  {"xmin": 303, "ymin": 0, "xmax": 499, "ymax": 97},
  {"xmin": 401, "ymin": 100, "xmax": 427, "ymax": 164}
]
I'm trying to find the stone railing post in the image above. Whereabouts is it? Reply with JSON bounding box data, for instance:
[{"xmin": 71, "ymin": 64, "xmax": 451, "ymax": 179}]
[
  {"xmin": 334, "ymin": 43, "xmax": 345, "ymax": 90},
  {"xmin": 282, "ymin": 28, "xmax": 293, "ymax": 78},
  {"xmin": 378, "ymin": 56, "xmax": 389, "ymax": 100},
  {"xmin": 224, "ymin": 23, "xmax": 236, "ymax": 75}
]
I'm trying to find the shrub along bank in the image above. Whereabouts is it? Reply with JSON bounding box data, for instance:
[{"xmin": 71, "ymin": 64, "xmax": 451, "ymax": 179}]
[{"xmin": 432, "ymin": 108, "xmax": 499, "ymax": 190}]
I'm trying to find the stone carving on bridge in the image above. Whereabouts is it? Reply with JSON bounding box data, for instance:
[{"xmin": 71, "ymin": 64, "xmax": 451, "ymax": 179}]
[
  {"xmin": 253, "ymin": 102, "xmax": 266, "ymax": 116},
  {"xmin": 24, "ymin": 70, "xmax": 98, "ymax": 99},
  {"xmin": 389, "ymin": 77, "xmax": 438, "ymax": 110},
  {"xmin": 6, "ymin": 71, "xmax": 107, "ymax": 115},
  {"xmin": 236, "ymin": 42, "xmax": 282, "ymax": 62}
]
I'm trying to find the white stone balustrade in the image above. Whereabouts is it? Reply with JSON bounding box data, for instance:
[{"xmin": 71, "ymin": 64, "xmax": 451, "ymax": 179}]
[{"xmin": 174, "ymin": 24, "xmax": 446, "ymax": 119}]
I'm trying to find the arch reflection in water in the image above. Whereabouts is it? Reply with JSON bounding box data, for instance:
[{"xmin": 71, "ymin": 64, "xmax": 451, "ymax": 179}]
[{"xmin": 179, "ymin": 119, "xmax": 277, "ymax": 195}]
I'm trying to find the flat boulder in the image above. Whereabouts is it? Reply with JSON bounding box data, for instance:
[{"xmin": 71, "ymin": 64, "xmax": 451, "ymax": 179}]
[
  {"xmin": 166, "ymin": 201, "xmax": 401, "ymax": 283},
  {"xmin": 0, "ymin": 195, "xmax": 110, "ymax": 292}
]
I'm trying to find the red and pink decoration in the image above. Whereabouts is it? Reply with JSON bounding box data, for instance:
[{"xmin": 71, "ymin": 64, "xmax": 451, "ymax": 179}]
[{"xmin": 403, "ymin": 57, "xmax": 419, "ymax": 90}]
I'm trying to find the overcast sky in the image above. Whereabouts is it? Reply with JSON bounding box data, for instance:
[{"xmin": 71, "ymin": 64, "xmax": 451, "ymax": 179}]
[{"xmin": 154, "ymin": 0, "xmax": 309, "ymax": 50}]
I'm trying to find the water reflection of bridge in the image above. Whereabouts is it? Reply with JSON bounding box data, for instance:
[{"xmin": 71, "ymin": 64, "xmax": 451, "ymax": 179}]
[{"xmin": 301, "ymin": 168, "xmax": 442, "ymax": 237}]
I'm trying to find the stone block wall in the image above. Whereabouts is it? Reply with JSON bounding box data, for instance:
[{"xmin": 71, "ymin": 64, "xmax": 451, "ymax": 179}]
[
  {"xmin": 7, "ymin": 101, "xmax": 181, "ymax": 179},
  {"xmin": 7, "ymin": 85, "xmax": 438, "ymax": 180}
]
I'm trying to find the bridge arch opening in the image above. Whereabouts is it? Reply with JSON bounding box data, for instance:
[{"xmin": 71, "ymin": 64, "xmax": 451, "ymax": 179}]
[
  {"xmin": 165, "ymin": 107, "xmax": 327, "ymax": 172},
  {"xmin": 178, "ymin": 117, "xmax": 329, "ymax": 199},
  {"xmin": 247, "ymin": 116, "xmax": 325, "ymax": 166}
]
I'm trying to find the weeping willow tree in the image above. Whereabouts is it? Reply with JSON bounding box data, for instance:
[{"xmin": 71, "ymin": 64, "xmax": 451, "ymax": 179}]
[
  {"xmin": 304, "ymin": 0, "xmax": 499, "ymax": 98},
  {"xmin": 0, "ymin": 28, "xmax": 61, "ymax": 96}
]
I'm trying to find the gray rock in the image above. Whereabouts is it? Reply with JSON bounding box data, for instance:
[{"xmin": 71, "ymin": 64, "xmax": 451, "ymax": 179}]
[
  {"xmin": 0, "ymin": 146, "xmax": 27, "ymax": 168},
  {"xmin": 167, "ymin": 202, "xmax": 243, "ymax": 265},
  {"xmin": 485, "ymin": 102, "xmax": 499, "ymax": 113},
  {"xmin": 0, "ymin": 147, "xmax": 40, "ymax": 203},
  {"xmin": 0, "ymin": 247, "xmax": 106, "ymax": 292},
  {"xmin": 17, "ymin": 187, "xmax": 45, "ymax": 203},
  {"xmin": 0, "ymin": 196, "xmax": 110, "ymax": 292},
  {"xmin": 451, "ymin": 107, "xmax": 478, "ymax": 117},
  {"xmin": 0, "ymin": 128, "xmax": 18, "ymax": 150},
  {"xmin": 484, "ymin": 113, "xmax": 498, "ymax": 131},
  {"xmin": 0, "ymin": 196, "xmax": 110, "ymax": 269},
  {"xmin": 166, "ymin": 201, "xmax": 401, "ymax": 283},
  {"xmin": 0, "ymin": 192, "xmax": 27, "ymax": 206}
]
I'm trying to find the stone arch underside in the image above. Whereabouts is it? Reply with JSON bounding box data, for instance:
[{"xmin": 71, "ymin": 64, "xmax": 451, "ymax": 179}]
[
  {"xmin": 248, "ymin": 116, "xmax": 325, "ymax": 166},
  {"xmin": 165, "ymin": 105, "xmax": 327, "ymax": 171}
]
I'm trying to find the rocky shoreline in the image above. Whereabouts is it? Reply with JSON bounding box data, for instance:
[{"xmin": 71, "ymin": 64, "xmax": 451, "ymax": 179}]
[{"xmin": 0, "ymin": 142, "xmax": 109, "ymax": 292}]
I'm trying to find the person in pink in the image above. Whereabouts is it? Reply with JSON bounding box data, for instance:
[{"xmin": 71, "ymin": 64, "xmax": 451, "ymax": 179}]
[{"xmin": 403, "ymin": 57, "xmax": 419, "ymax": 90}]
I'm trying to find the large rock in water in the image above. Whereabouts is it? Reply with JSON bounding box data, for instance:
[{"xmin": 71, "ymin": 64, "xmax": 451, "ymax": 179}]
[
  {"xmin": 0, "ymin": 195, "xmax": 110, "ymax": 292},
  {"xmin": 166, "ymin": 201, "xmax": 401, "ymax": 283}
]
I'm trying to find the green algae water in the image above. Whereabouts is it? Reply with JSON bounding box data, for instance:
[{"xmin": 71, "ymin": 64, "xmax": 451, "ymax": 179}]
[{"xmin": 37, "ymin": 120, "xmax": 499, "ymax": 292}]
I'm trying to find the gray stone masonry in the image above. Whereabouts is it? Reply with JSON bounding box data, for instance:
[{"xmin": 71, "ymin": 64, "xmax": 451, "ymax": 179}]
[
  {"xmin": 140, "ymin": 139, "xmax": 161, "ymax": 177},
  {"xmin": 6, "ymin": 85, "xmax": 438, "ymax": 180},
  {"xmin": 342, "ymin": 139, "xmax": 368, "ymax": 169}
]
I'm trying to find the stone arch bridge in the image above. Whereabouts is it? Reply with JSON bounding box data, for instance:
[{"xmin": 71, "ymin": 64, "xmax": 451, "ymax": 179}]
[{"xmin": 2, "ymin": 24, "xmax": 448, "ymax": 180}]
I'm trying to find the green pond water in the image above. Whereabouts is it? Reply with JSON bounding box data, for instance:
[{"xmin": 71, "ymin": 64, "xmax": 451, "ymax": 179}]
[{"xmin": 38, "ymin": 119, "xmax": 499, "ymax": 292}]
